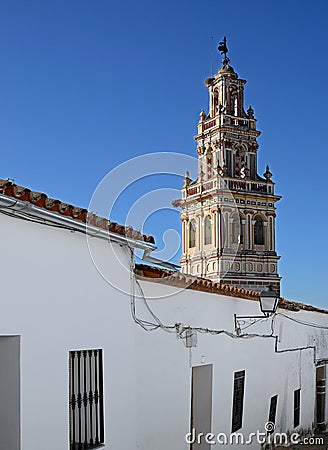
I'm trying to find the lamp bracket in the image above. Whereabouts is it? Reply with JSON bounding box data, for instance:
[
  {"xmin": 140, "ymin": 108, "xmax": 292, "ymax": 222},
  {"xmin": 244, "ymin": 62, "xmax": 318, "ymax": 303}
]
[{"xmin": 234, "ymin": 313, "xmax": 270, "ymax": 334}]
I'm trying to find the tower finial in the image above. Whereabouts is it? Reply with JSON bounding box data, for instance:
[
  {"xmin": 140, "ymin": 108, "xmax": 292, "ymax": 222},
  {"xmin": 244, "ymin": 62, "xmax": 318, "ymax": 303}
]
[{"xmin": 218, "ymin": 36, "xmax": 230, "ymax": 65}]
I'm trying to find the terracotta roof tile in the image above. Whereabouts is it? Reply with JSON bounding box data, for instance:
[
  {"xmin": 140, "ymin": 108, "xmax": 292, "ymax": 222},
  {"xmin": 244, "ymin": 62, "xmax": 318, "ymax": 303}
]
[
  {"xmin": 0, "ymin": 178, "xmax": 155, "ymax": 244},
  {"xmin": 135, "ymin": 263, "xmax": 259, "ymax": 301},
  {"xmin": 135, "ymin": 263, "xmax": 328, "ymax": 314}
]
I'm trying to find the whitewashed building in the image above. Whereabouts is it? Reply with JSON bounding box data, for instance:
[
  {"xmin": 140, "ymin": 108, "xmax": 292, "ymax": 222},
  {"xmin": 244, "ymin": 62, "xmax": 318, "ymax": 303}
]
[{"xmin": 0, "ymin": 177, "xmax": 327, "ymax": 450}]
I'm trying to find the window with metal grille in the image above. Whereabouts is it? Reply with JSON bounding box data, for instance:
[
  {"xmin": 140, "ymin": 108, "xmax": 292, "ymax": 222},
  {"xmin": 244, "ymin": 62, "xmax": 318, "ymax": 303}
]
[
  {"xmin": 294, "ymin": 388, "xmax": 301, "ymax": 428},
  {"xmin": 268, "ymin": 395, "xmax": 278, "ymax": 433},
  {"xmin": 231, "ymin": 370, "xmax": 245, "ymax": 433},
  {"xmin": 69, "ymin": 349, "xmax": 104, "ymax": 449}
]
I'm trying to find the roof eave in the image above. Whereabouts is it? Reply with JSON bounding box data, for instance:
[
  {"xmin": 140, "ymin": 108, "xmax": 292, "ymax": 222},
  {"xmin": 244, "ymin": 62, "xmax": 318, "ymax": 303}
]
[{"xmin": 0, "ymin": 195, "xmax": 156, "ymax": 251}]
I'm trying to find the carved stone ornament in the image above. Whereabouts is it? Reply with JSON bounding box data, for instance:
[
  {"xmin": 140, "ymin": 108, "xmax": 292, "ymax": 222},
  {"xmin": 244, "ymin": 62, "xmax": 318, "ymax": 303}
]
[
  {"xmin": 247, "ymin": 105, "xmax": 254, "ymax": 118},
  {"xmin": 184, "ymin": 170, "xmax": 191, "ymax": 187},
  {"xmin": 199, "ymin": 109, "xmax": 207, "ymax": 122},
  {"xmin": 263, "ymin": 165, "xmax": 273, "ymax": 180}
]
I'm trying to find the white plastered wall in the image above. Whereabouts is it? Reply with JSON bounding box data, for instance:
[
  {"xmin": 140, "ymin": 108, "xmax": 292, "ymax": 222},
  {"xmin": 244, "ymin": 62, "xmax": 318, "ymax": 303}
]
[{"xmin": 0, "ymin": 210, "xmax": 327, "ymax": 450}]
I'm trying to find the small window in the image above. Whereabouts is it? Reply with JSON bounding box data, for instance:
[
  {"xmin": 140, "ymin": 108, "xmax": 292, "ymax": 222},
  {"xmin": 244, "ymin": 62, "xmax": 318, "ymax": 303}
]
[
  {"xmin": 234, "ymin": 97, "xmax": 238, "ymax": 116},
  {"xmin": 225, "ymin": 149, "xmax": 232, "ymax": 177},
  {"xmin": 240, "ymin": 221, "xmax": 244, "ymax": 244},
  {"xmin": 69, "ymin": 349, "xmax": 104, "ymax": 449},
  {"xmin": 229, "ymin": 90, "xmax": 237, "ymax": 116},
  {"xmin": 231, "ymin": 370, "xmax": 245, "ymax": 432},
  {"xmin": 232, "ymin": 215, "xmax": 243, "ymax": 244},
  {"xmin": 189, "ymin": 220, "xmax": 196, "ymax": 248},
  {"xmin": 294, "ymin": 389, "xmax": 301, "ymax": 428},
  {"xmin": 204, "ymin": 216, "xmax": 212, "ymax": 245},
  {"xmin": 249, "ymin": 154, "xmax": 256, "ymax": 179},
  {"xmin": 206, "ymin": 157, "xmax": 212, "ymax": 179},
  {"xmin": 268, "ymin": 395, "xmax": 278, "ymax": 433},
  {"xmin": 254, "ymin": 217, "xmax": 264, "ymax": 245}
]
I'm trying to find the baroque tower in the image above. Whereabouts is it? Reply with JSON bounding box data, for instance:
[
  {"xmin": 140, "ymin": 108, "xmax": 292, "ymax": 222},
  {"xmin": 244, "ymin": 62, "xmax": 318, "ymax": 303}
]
[{"xmin": 179, "ymin": 38, "xmax": 281, "ymax": 294}]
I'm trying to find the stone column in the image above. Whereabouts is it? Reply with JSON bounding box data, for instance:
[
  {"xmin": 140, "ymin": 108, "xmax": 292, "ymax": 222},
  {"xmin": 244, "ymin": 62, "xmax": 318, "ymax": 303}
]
[
  {"xmin": 197, "ymin": 213, "xmax": 203, "ymax": 253},
  {"xmin": 264, "ymin": 221, "xmax": 268, "ymax": 249},
  {"xmin": 267, "ymin": 212, "xmax": 276, "ymax": 251},
  {"xmin": 180, "ymin": 215, "xmax": 188, "ymax": 255},
  {"xmin": 221, "ymin": 207, "xmax": 232, "ymax": 250},
  {"xmin": 244, "ymin": 209, "xmax": 253, "ymax": 250},
  {"xmin": 210, "ymin": 206, "xmax": 221, "ymax": 250}
]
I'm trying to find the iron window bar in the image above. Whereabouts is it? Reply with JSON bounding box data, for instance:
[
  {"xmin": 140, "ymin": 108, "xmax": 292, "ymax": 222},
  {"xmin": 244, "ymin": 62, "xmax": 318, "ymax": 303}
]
[{"xmin": 69, "ymin": 349, "xmax": 104, "ymax": 449}]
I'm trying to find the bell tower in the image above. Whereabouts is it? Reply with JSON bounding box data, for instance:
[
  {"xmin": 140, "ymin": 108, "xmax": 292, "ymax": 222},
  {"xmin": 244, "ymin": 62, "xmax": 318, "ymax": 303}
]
[{"xmin": 179, "ymin": 38, "xmax": 281, "ymax": 294}]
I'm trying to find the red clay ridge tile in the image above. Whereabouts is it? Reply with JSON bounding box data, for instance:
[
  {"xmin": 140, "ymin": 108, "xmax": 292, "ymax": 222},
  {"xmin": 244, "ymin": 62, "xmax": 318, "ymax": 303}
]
[
  {"xmin": 59, "ymin": 203, "xmax": 72, "ymax": 215},
  {"xmin": 135, "ymin": 264, "xmax": 327, "ymax": 313},
  {"xmin": 72, "ymin": 207, "xmax": 87, "ymax": 221},
  {"xmin": 0, "ymin": 178, "xmax": 155, "ymax": 244},
  {"xmin": 13, "ymin": 186, "xmax": 31, "ymax": 201},
  {"xmin": 30, "ymin": 191, "xmax": 47, "ymax": 207}
]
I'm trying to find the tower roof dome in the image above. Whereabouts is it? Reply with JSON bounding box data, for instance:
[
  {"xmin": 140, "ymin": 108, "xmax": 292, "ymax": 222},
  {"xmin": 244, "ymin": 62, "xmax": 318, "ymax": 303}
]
[{"xmin": 218, "ymin": 64, "xmax": 236, "ymax": 74}]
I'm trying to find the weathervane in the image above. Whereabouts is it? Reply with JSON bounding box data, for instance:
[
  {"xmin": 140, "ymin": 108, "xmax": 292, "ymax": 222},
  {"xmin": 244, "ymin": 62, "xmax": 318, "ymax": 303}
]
[{"xmin": 218, "ymin": 36, "xmax": 230, "ymax": 65}]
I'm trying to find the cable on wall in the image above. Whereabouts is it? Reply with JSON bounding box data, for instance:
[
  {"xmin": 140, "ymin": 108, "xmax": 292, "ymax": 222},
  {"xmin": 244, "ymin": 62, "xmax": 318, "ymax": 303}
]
[
  {"xmin": 129, "ymin": 259, "xmax": 328, "ymax": 358},
  {"xmin": 1, "ymin": 199, "xmax": 327, "ymax": 354}
]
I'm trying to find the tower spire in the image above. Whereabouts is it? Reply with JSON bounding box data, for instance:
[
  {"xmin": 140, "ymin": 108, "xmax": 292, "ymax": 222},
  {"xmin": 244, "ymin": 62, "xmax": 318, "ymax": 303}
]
[{"xmin": 179, "ymin": 48, "xmax": 282, "ymax": 295}]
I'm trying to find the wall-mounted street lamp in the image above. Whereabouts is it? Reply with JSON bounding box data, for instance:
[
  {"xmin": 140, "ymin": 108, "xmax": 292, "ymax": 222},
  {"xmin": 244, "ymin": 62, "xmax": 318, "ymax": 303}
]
[
  {"xmin": 259, "ymin": 285, "xmax": 279, "ymax": 316},
  {"xmin": 234, "ymin": 286, "xmax": 279, "ymax": 334}
]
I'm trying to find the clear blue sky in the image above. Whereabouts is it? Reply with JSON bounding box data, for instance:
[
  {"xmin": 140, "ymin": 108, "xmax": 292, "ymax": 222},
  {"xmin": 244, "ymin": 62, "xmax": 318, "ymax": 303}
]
[{"xmin": 0, "ymin": 0, "xmax": 327, "ymax": 307}]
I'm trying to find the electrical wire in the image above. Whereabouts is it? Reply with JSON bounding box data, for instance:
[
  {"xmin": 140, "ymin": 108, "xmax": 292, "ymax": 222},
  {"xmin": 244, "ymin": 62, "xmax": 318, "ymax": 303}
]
[
  {"xmin": 129, "ymin": 263, "xmax": 328, "ymax": 353},
  {"xmin": 128, "ymin": 248, "xmax": 176, "ymax": 333},
  {"xmin": 3, "ymin": 199, "xmax": 327, "ymax": 345},
  {"xmin": 129, "ymin": 245, "xmax": 279, "ymax": 341},
  {"xmin": 275, "ymin": 312, "xmax": 328, "ymax": 330}
]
